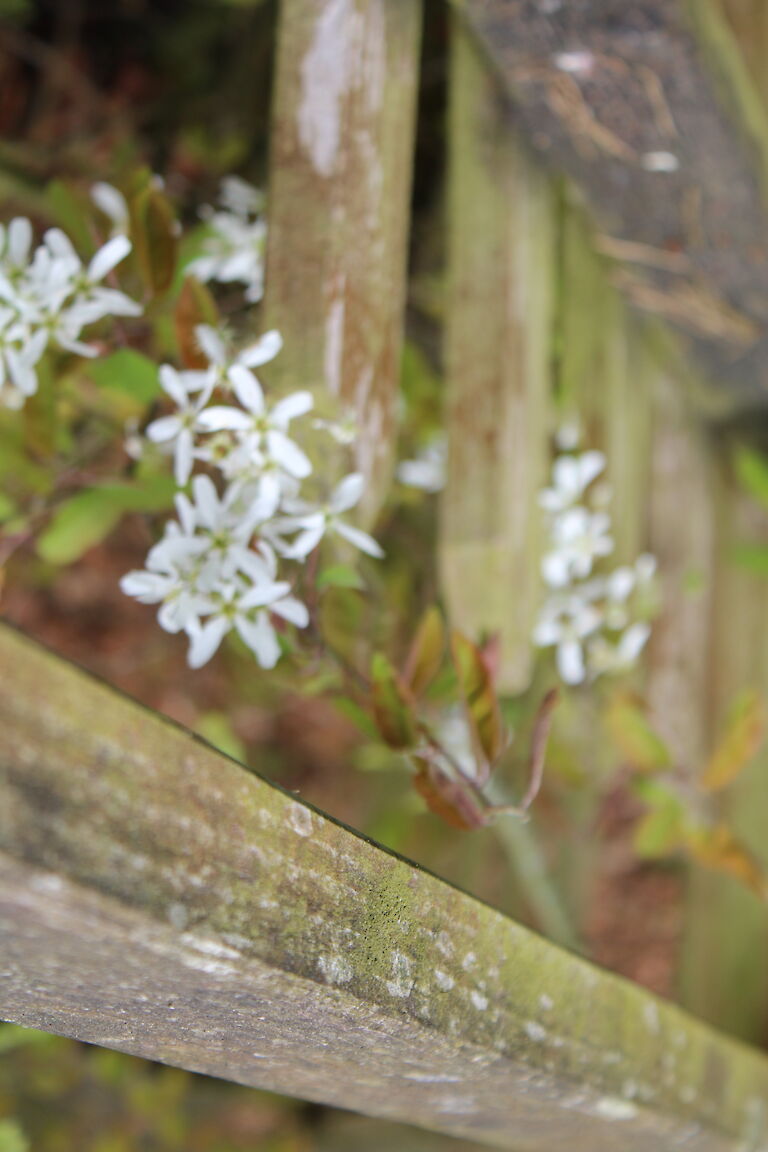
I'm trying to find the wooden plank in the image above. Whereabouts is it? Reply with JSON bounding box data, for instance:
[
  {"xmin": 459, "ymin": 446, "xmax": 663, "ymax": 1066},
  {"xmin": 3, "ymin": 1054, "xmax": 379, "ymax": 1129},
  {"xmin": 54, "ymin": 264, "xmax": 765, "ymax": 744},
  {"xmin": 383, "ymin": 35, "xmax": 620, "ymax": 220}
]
[
  {"xmin": 678, "ymin": 447, "xmax": 768, "ymax": 1043},
  {"xmin": 263, "ymin": 0, "xmax": 422, "ymax": 516},
  {"xmin": 440, "ymin": 19, "xmax": 555, "ymax": 693},
  {"xmin": 4, "ymin": 626, "xmax": 768, "ymax": 1149},
  {"xmin": 718, "ymin": 0, "xmax": 768, "ymax": 112},
  {"xmin": 448, "ymin": 0, "xmax": 768, "ymax": 410},
  {"xmin": 645, "ymin": 350, "xmax": 715, "ymax": 776}
]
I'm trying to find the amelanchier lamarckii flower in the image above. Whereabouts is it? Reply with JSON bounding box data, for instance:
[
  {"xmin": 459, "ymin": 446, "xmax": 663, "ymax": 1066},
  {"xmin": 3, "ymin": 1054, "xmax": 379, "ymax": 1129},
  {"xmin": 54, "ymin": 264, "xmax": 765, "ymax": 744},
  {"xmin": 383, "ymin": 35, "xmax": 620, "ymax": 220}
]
[
  {"xmin": 533, "ymin": 429, "xmax": 655, "ymax": 685},
  {"xmin": 123, "ymin": 309, "xmax": 384, "ymax": 669},
  {"xmin": 0, "ymin": 216, "xmax": 141, "ymax": 409},
  {"xmin": 198, "ymin": 364, "xmax": 314, "ymax": 479},
  {"xmin": 280, "ymin": 473, "xmax": 385, "ymax": 560}
]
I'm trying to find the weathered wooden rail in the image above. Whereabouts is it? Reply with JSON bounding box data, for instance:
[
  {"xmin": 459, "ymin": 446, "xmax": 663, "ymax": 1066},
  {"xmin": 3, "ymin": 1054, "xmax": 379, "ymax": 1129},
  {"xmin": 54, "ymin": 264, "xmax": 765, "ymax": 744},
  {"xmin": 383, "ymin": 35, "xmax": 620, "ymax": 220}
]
[{"xmin": 2, "ymin": 622, "xmax": 768, "ymax": 1151}]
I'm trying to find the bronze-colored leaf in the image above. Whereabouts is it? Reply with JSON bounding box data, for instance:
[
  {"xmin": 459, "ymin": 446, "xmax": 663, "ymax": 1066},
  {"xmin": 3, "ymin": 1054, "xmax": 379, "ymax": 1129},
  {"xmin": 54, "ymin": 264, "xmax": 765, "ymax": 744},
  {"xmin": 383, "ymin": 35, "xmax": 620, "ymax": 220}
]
[
  {"xmin": 175, "ymin": 276, "xmax": 219, "ymax": 368},
  {"xmin": 450, "ymin": 630, "xmax": 504, "ymax": 776},
  {"xmin": 701, "ymin": 690, "xmax": 765, "ymax": 793},
  {"xmin": 686, "ymin": 824, "xmax": 768, "ymax": 901},
  {"xmin": 403, "ymin": 605, "xmax": 445, "ymax": 698},
  {"xmin": 130, "ymin": 184, "xmax": 178, "ymax": 296},
  {"xmin": 410, "ymin": 755, "xmax": 486, "ymax": 831}
]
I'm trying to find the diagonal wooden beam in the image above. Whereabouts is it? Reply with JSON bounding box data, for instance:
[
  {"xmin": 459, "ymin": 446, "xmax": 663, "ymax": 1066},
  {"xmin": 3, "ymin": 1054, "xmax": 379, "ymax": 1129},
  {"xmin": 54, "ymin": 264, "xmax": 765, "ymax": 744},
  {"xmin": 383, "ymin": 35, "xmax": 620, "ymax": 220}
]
[
  {"xmin": 2, "ymin": 621, "xmax": 768, "ymax": 1149},
  {"xmin": 449, "ymin": 0, "xmax": 768, "ymax": 410}
]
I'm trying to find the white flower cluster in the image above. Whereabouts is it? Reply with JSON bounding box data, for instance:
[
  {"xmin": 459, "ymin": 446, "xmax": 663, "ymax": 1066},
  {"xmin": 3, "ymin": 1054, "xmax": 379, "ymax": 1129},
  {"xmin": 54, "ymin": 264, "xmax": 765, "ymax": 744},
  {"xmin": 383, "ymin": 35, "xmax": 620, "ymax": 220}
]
[
  {"xmin": 0, "ymin": 217, "xmax": 140, "ymax": 409},
  {"xmin": 121, "ymin": 325, "xmax": 383, "ymax": 670},
  {"xmin": 187, "ymin": 176, "xmax": 267, "ymax": 303},
  {"xmin": 397, "ymin": 435, "xmax": 447, "ymax": 493},
  {"xmin": 533, "ymin": 430, "xmax": 656, "ymax": 686}
]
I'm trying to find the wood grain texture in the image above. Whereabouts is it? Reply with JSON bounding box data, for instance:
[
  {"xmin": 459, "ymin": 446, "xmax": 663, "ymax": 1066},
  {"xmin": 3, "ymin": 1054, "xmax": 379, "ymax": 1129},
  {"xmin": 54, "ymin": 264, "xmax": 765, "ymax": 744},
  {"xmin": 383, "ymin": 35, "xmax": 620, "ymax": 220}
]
[
  {"xmin": 679, "ymin": 449, "xmax": 768, "ymax": 1044},
  {"xmin": 449, "ymin": 0, "xmax": 768, "ymax": 409},
  {"xmin": 3, "ymin": 623, "xmax": 768, "ymax": 1148},
  {"xmin": 440, "ymin": 17, "xmax": 554, "ymax": 693},
  {"xmin": 263, "ymin": 0, "xmax": 422, "ymax": 517}
]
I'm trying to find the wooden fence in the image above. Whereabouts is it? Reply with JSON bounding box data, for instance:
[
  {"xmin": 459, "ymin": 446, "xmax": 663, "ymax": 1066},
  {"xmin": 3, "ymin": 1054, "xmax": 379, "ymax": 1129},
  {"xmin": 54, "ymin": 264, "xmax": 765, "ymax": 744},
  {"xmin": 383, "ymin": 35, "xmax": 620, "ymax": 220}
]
[{"xmin": 5, "ymin": 0, "xmax": 768, "ymax": 1145}]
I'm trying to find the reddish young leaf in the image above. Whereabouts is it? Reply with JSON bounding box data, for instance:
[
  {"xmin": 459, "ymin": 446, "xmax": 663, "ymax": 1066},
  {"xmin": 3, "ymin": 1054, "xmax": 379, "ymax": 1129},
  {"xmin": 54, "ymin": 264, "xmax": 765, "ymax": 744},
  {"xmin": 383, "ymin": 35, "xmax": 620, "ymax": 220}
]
[
  {"xmin": 175, "ymin": 276, "xmax": 219, "ymax": 368},
  {"xmin": 403, "ymin": 605, "xmax": 445, "ymax": 698},
  {"xmin": 410, "ymin": 755, "xmax": 487, "ymax": 831}
]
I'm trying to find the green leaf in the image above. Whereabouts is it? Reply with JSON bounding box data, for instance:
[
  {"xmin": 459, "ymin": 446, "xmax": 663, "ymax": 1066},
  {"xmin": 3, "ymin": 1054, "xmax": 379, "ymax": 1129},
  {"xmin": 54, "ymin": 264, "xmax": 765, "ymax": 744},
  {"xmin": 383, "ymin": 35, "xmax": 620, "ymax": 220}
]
[
  {"xmin": 0, "ymin": 492, "xmax": 16, "ymax": 522},
  {"xmin": 37, "ymin": 476, "xmax": 175, "ymax": 565},
  {"xmin": 88, "ymin": 349, "xmax": 160, "ymax": 406},
  {"xmin": 701, "ymin": 689, "xmax": 765, "ymax": 792},
  {"xmin": 370, "ymin": 653, "xmax": 418, "ymax": 750},
  {"xmin": 731, "ymin": 543, "xmax": 768, "ymax": 576},
  {"xmin": 0, "ymin": 1119, "xmax": 29, "ymax": 1152},
  {"xmin": 317, "ymin": 564, "xmax": 364, "ymax": 591},
  {"xmin": 735, "ymin": 446, "xmax": 768, "ymax": 508},
  {"xmin": 403, "ymin": 605, "xmax": 445, "ymax": 698},
  {"xmin": 605, "ymin": 693, "xmax": 671, "ymax": 773},
  {"xmin": 333, "ymin": 696, "xmax": 379, "ymax": 739},
  {"xmin": 631, "ymin": 776, "xmax": 685, "ymax": 857},
  {"xmin": 633, "ymin": 802, "xmax": 684, "ymax": 858},
  {"xmin": 450, "ymin": 630, "xmax": 504, "ymax": 771},
  {"xmin": 45, "ymin": 179, "xmax": 93, "ymax": 255}
]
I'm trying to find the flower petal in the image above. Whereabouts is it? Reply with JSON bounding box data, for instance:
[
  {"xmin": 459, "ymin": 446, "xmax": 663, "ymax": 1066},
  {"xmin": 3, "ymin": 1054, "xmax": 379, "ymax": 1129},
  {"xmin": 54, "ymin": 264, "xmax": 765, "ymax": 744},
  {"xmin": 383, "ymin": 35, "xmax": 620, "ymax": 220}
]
[
  {"xmin": 330, "ymin": 473, "xmax": 364, "ymax": 513},
  {"xmin": 235, "ymin": 613, "xmax": 280, "ymax": 668},
  {"xmin": 333, "ymin": 520, "xmax": 384, "ymax": 558},
  {"xmin": 88, "ymin": 234, "xmax": 131, "ymax": 282},
  {"xmin": 229, "ymin": 364, "xmax": 265, "ymax": 415},
  {"xmin": 557, "ymin": 639, "xmax": 585, "ymax": 685},
  {"xmin": 266, "ymin": 430, "xmax": 312, "ymax": 478},
  {"xmin": 187, "ymin": 616, "xmax": 230, "ymax": 669},
  {"xmin": 271, "ymin": 390, "xmax": 313, "ymax": 426},
  {"xmin": 239, "ymin": 329, "xmax": 283, "ymax": 368}
]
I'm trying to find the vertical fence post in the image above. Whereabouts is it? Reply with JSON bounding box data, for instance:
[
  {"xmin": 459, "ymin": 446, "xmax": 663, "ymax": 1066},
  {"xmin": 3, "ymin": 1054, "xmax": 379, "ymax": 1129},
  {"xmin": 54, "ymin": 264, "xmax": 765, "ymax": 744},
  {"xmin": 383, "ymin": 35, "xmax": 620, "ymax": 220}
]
[
  {"xmin": 679, "ymin": 446, "xmax": 768, "ymax": 1043},
  {"xmin": 646, "ymin": 358, "xmax": 715, "ymax": 779},
  {"xmin": 263, "ymin": 0, "xmax": 423, "ymax": 517},
  {"xmin": 440, "ymin": 19, "xmax": 555, "ymax": 693}
]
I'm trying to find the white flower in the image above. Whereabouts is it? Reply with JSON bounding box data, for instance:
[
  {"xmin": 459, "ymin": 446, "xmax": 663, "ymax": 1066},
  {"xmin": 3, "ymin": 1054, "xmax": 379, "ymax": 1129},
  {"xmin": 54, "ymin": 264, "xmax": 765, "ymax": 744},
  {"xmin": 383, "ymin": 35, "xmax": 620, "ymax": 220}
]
[
  {"xmin": 0, "ymin": 217, "xmax": 141, "ymax": 409},
  {"xmin": 146, "ymin": 367, "xmax": 214, "ymax": 485},
  {"xmin": 187, "ymin": 177, "xmax": 267, "ymax": 303},
  {"xmin": 397, "ymin": 436, "xmax": 447, "ymax": 493},
  {"xmin": 153, "ymin": 474, "xmax": 279, "ymax": 581},
  {"xmin": 542, "ymin": 506, "xmax": 613, "ymax": 587},
  {"xmin": 555, "ymin": 420, "xmax": 581, "ymax": 451},
  {"xmin": 533, "ymin": 594, "xmax": 603, "ymax": 685},
  {"xmin": 539, "ymin": 450, "xmax": 606, "ymax": 513},
  {"xmin": 91, "ymin": 182, "xmax": 130, "ymax": 237},
  {"xmin": 194, "ymin": 324, "xmax": 282, "ymax": 383},
  {"xmin": 280, "ymin": 473, "xmax": 384, "ymax": 560},
  {"xmin": 198, "ymin": 364, "xmax": 313, "ymax": 478},
  {"xmin": 185, "ymin": 578, "xmax": 298, "ymax": 669},
  {"xmin": 603, "ymin": 566, "xmax": 635, "ymax": 629},
  {"xmin": 313, "ymin": 411, "xmax": 358, "ymax": 446},
  {"xmin": 587, "ymin": 622, "xmax": 651, "ymax": 678}
]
